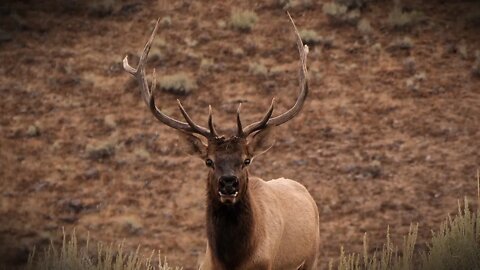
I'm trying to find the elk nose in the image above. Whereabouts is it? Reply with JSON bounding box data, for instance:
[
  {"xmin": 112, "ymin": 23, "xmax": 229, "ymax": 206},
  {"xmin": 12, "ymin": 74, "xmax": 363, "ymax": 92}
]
[{"xmin": 219, "ymin": 176, "xmax": 238, "ymax": 187}]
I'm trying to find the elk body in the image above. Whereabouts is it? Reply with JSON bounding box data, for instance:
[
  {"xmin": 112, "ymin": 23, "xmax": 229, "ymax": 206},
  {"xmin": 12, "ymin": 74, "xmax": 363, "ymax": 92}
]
[{"xmin": 124, "ymin": 13, "xmax": 320, "ymax": 270}]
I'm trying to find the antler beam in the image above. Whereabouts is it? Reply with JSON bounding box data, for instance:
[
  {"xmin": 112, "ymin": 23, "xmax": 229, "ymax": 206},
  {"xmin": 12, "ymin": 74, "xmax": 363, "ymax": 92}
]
[
  {"xmin": 123, "ymin": 19, "xmax": 216, "ymax": 139},
  {"xmin": 239, "ymin": 12, "xmax": 309, "ymax": 137}
]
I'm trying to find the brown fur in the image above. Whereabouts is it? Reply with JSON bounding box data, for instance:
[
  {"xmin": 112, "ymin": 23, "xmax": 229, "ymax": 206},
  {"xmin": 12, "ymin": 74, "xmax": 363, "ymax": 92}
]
[{"xmin": 198, "ymin": 136, "xmax": 319, "ymax": 270}]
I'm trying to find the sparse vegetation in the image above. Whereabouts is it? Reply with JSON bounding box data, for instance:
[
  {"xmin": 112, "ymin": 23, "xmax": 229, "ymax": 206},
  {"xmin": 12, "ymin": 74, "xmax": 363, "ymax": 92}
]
[
  {"xmin": 323, "ymin": 2, "xmax": 361, "ymax": 25},
  {"xmin": 335, "ymin": 0, "xmax": 369, "ymax": 9},
  {"xmin": 279, "ymin": 0, "xmax": 314, "ymax": 10},
  {"xmin": 332, "ymin": 196, "xmax": 480, "ymax": 270},
  {"xmin": 86, "ymin": 139, "xmax": 117, "ymax": 160},
  {"xmin": 357, "ymin": 18, "xmax": 373, "ymax": 35},
  {"xmin": 158, "ymin": 73, "xmax": 197, "ymax": 96},
  {"xmin": 230, "ymin": 10, "xmax": 258, "ymax": 32},
  {"xmin": 199, "ymin": 58, "xmax": 216, "ymax": 73},
  {"xmin": 323, "ymin": 2, "xmax": 347, "ymax": 19},
  {"xmin": 26, "ymin": 124, "xmax": 40, "ymax": 137},
  {"xmin": 160, "ymin": 16, "xmax": 172, "ymax": 27},
  {"xmin": 87, "ymin": 0, "xmax": 117, "ymax": 17},
  {"xmin": 387, "ymin": 3, "xmax": 426, "ymax": 29},
  {"xmin": 26, "ymin": 184, "xmax": 480, "ymax": 270},
  {"xmin": 248, "ymin": 62, "xmax": 268, "ymax": 77},
  {"xmin": 299, "ymin": 29, "xmax": 322, "ymax": 45},
  {"xmin": 26, "ymin": 231, "xmax": 180, "ymax": 270},
  {"xmin": 388, "ymin": 36, "xmax": 414, "ymax": 51}
]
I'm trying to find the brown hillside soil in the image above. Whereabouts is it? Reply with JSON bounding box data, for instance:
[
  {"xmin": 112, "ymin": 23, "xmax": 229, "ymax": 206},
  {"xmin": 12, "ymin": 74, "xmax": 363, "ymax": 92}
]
[{"xmin": 1, "ymin": 0, "xmax": 479, "ymax": 269}]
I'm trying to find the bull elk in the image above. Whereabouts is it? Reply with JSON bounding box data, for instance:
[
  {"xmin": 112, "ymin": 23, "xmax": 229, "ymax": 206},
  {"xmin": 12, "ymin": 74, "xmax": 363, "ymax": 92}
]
[{"xmin": 123, "ymin": 13, "xmax": 319, "ymax": 270}]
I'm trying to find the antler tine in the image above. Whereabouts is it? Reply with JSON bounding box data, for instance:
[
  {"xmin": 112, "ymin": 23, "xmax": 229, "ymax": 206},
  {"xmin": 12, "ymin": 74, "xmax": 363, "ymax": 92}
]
[
  {"xmin": 240, "ymin": 12, "xmax": 309, "ymax": 137},
  {"xmin": 236, "ymin": 103, "xmax": 244, "ymax": 137},
  {"xmin": 177, "ymin": 100, "xmax": 213, "ymax": 138},
  {"xmin": 208, "ymin": 105, "xmax": 218, "ymax": 137},
  {"xmin": 124, "ymin": 18, "xmax": 213, "ymax": 138},
  {"xmin": 243, "ymin": 98, "xmax": 275, "ymax": 136}
]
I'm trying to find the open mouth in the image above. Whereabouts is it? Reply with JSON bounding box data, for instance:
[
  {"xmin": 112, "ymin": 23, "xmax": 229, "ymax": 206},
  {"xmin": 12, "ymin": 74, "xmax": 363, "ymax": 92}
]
[
  {"xmin": 218, "ymin": 190, "xmax": 239, "ymax": 203},
  {"xmin": 218, "ymin": 191, "xmax": 239, "ymax": 198}
]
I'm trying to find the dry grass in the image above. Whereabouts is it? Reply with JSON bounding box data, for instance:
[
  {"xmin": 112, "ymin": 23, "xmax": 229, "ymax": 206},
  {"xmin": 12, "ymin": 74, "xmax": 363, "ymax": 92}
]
[
  {"xmin": 230, "ymin": 10, "xmax": 258, "ymax": 32},
  {"xmin": 299, "ymin": 29, "xmax": 322, "ymax": 45},
  {"xmin": 26, "ymin": 230, "xmax": 180, "ymax": 270},
  {"xmin": 387, "ymin": 4, "xmax": 426, "ymax": 29},
  {"xmin": 158, "ymin": 73, "xmax": 197, "ymax": 96},
  {"xmin": 333, "ymin": 173, "xmax": 480, "ymax": 270}
]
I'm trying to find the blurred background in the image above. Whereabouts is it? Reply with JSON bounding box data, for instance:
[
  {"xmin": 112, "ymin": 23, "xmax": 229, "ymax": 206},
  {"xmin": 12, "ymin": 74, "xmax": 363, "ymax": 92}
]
[{"xmin": 0, "ymin": 0, "xmax": 479, "ymax": 269}]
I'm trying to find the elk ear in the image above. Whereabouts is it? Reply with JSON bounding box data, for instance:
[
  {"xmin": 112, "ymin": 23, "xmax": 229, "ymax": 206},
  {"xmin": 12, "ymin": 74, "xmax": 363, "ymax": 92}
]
[
  {"xmin": 247, "ymin": 126, "xmax": 275, "ymax": 157},
  {"xmin": 177, "ymin": 132, "xmax": 207, "ymax": 158}
]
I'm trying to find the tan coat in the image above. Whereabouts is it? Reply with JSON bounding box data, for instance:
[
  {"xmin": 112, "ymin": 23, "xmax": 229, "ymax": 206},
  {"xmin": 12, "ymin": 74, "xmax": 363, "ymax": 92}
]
[{"xmin": 200, "ymin": 177, "xmax": 320, "ymax": 270}]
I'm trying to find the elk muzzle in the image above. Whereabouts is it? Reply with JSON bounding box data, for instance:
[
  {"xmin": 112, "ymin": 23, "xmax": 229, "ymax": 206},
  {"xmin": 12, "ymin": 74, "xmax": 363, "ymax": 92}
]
[{"xmin": 218, "ymin": 175, "xmax": 239, "ymax": 203}]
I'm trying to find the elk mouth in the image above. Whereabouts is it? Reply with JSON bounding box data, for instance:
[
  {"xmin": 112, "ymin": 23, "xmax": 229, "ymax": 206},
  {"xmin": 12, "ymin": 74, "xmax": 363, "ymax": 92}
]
[{"xmin": 218, "ymin": 190, "xmax": 239, "ymax": 204}]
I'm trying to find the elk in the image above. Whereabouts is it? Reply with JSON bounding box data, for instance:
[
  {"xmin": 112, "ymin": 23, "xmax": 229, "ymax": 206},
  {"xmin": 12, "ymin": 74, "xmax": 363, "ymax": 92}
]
[{"xmin": 123, "ymin": 13, "xmax": 319, "ymax": 270}]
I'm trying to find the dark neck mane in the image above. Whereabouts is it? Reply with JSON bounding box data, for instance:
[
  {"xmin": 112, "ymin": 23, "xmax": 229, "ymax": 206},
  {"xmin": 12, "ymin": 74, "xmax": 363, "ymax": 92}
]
[{"xmin": 206, "ymin": 179, "xmax": 256, "ymax": 270}]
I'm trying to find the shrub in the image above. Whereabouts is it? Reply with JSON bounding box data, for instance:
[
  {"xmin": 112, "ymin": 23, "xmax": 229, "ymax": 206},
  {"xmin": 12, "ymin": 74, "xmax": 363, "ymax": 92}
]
[
  {"xmin": 357, "ymin": 19, "xmax": 373, "ymax": 35},
  {"xmin": 87, "ymin": 0, "xmax": 117, "ymax": 17},
  {"xmin": 86, "ymin": 140, "xmax": 116, "ymax": 160},
  {"xmin": 323, "ymin": 2, "xmax": 348, "ymax": 19},
  {"xmin": 158, "ymin": 73, "xmax": 197, "ymax": 96},
  {"xmin": 299, "ymin": 29, "xmax": 322, "ymax": 45},
  {"xmin": 387, "ymin": 5, "xmax": 426, "ymax": 29},
  {"xmin": 387, "ymin": 36, "xmax": 414, "ymax": 51},
  {"xmin": 324, "ymin": 2, "xmax": 361, "ymax": 25},
  {"xmin": 230, "ymin": 10, "xmax": 258, "ymax": 32},
  {"xmin": 248, "ymin": 62, "xmax": 268, "ymax": 77}
]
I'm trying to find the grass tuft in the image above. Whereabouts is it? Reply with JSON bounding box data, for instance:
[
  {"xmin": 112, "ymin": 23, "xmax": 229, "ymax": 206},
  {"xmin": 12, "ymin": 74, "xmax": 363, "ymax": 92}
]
[
  {"xmin": 332, "ymin": 173, "xmax": 480, "ymax": 270},
  {"xmin": 299, "ymin": 29, "xmax": 322, "ymax": 46},
  {"xmin": 27, "ymin": 230, "xmax": 180, "ymax": 270},
  {"xmin": 230, "ymin": 10, "xmax": 258, "ymax": 32},
  {"xmin": 387, "ymin": 4, "xmax": 426, "ymax": 29},
  {"xmin": 158, "ymin": 73, "xmax": 197, "ymax": 96}
]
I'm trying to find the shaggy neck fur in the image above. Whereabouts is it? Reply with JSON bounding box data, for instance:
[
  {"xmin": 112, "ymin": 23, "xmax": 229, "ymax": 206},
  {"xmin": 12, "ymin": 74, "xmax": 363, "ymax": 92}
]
[{"xmin": 206, "ymin": 173, "xmax": 256, "ymax": 270}]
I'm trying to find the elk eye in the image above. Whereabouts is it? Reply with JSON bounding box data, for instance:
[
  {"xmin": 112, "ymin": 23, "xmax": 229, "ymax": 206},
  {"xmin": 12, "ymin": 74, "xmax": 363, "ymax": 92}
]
[
  {"xmin": 205, "ymin": 159, "xmax": 214, "ymax": 167},
  {"xmin": 244, "ymin": 158, "xmax": 251, "ymax": 166}
]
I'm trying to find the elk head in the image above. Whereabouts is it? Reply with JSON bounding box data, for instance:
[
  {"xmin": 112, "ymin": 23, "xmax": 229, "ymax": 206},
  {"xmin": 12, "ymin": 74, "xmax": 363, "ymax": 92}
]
[{"xmin": 123, "ymin": 13, "xmax": 309, "ymax": 205}]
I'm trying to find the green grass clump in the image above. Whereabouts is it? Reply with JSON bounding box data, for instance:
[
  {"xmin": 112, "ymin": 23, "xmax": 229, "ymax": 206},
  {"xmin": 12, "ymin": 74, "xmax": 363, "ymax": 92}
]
[
  {"xmin": 230, "ymin": 10, "xmax": 258, "ymax": 32},
  {"xmin": 158, "ymin": 73, "xmax": 197, "ymax": 96},
  {"xmin": 27, "ymin": 231, "xmax": 180, "ymax": 270}
]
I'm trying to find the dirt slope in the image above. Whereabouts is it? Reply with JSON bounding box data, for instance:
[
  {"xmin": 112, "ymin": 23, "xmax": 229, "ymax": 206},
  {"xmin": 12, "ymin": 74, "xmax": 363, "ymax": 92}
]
[{"xmin": 0, "ymin": 0, "xmax": 479, "ymax": 268}]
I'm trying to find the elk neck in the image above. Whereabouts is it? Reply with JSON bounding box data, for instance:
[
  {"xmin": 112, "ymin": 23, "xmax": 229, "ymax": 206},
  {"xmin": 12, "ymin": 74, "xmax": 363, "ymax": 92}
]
[{"xmin": 206, "ymin": 171, "xmax": 257, "ymax": 269}]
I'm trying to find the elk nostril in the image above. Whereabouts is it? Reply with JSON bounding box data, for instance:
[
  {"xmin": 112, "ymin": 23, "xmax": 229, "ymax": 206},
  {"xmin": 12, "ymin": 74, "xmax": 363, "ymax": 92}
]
[{"xmin": 220, "ymin": 176, "xmax": 238, "ymax": 186}]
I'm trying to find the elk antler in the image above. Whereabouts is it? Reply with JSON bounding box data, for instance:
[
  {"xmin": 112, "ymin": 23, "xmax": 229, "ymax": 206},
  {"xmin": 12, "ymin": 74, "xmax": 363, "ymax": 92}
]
[
  {"xmin": 238, "ymin": 12, "xmax": 309, "ymax": 137},
  {"xmin": 123, "ymin": 19, "xmax": 217, "ymax": 139}
]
